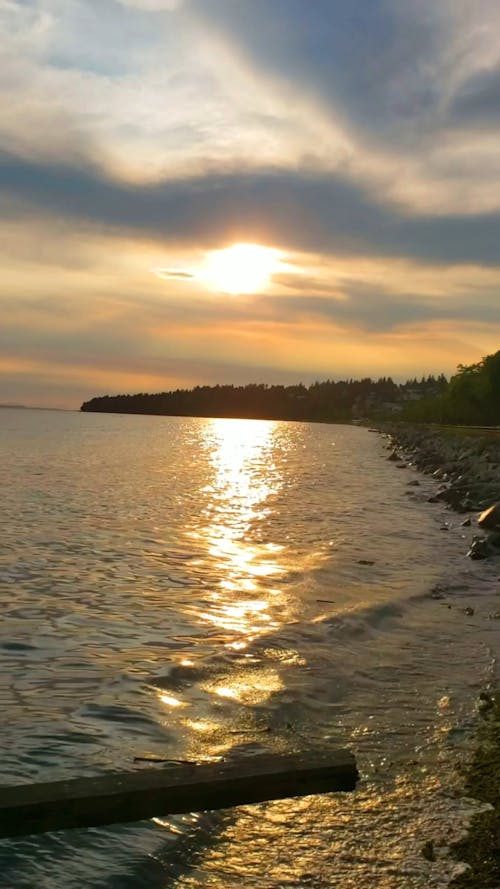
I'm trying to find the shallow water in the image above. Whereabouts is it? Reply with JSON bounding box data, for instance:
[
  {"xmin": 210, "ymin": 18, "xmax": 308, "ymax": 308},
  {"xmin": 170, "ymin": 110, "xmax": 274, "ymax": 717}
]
[{"xmin": 0, "ymin": 409, "xmax": 498, "ymax": 888}]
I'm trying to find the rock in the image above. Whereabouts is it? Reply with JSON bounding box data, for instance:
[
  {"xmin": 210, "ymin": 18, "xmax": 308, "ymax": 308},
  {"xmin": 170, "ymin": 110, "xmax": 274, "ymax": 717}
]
[
  {"xmin": 463, "ymin": 606, "xmax": 474, "ymax": 616},
  {"xmin": 437, "ymin": 485, "xmax": 468, "ymax": 506},
  {"xmin": 478, "ymin": 691, "xmax": 494, "ymax": 713},
  {"xmin": 421, "ymin": 841, "xmax": 436, "ymax": 862},
  {"xmin": 467, "ymin": 538, "xmax": 490, "ymax": 560},
  {"xmin": 378, "ymin": 428, "xmax": 500, "ymax": 556},
  {"xmin": 489, "ymin": 612, "xmax": 500, "ymax": 620},
  {"xmin": 358, "ymin": 559, "xmax": 375, "ymax": 566},
  {"xmin": 478, "ymin": 503, "xmax": 500, "ymax": 530}
]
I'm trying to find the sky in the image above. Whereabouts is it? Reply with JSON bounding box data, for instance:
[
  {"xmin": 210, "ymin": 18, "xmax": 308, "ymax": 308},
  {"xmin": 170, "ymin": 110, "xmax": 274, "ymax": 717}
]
[{"xmin": 1, "ymin": 0, "xmax": 500, "ymax": 408}]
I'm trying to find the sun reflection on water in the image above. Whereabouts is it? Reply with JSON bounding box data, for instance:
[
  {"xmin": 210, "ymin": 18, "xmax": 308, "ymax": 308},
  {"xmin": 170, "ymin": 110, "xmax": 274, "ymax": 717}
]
[
  {"xmin": 207, "ymin": 668, "xmax": 284, "ymax": 705},
  {"xmin": 192, "ymin": 418, "xmax": 289, "ymax": 647},
  {"xmin": 152, "ymin": 419, "xmax": 305, "ymax": 763},
  {"xmin": 158, "ymin": 693, "xmax": 188, "ymax": 708}
]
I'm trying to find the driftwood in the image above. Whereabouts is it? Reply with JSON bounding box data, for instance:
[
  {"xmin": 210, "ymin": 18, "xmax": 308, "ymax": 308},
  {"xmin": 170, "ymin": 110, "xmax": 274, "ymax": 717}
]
[{"xmin": 0, "ymin": 750, "xmax": 358, "ymax": 839}]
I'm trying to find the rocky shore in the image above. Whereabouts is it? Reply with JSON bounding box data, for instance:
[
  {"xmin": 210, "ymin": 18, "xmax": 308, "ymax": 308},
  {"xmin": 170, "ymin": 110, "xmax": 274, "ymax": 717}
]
[
  {"xmin": 449, "ymin": 698, "xmax": 500, "ymax": 888},
  {"xmin": 378, "ymin": 423, "xmax": 499, "ymax": 887},
  {"xmin": 379, "ymin": 424, "xmax": 500, "ymax": 560}
]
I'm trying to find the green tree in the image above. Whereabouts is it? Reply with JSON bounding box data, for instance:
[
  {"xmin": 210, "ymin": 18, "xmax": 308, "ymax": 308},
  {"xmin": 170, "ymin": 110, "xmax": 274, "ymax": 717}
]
[{"xmin": 442, "ymin": 350, "xmax": 500, "ymax": 424}]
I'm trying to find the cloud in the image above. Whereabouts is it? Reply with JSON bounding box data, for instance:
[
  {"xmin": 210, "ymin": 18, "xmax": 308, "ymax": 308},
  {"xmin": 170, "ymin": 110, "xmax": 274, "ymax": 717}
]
[
  {"xmin": 449, "ymin": 66, "xmax": 500, "ymax": 124},
  {"xmin": 181, "ymin": 0, "xmax": 500, "ymax": 212},
  {"xmin": 0, "ymin": 0, "xmax": 351, "ymax": 181},
  {"xmin": 2, "ymin": 253, "xmax": 499, "ymax": 408},
  {"xmin": 262, "ymin": 287, "xmax": 500, "ymax": 332},
  {"xmin": 117, "ymin": 0, "xmax": 183, "ymax": 8},
  {"xmin": 3, "ymin": 0, "xmax": 500, "ymax": 217},
  {"xmin": 2, "ymin": 0, "xmax": 500, "ymax": 407},
  {"xmin": 191, "ymin": 0, "xmax": 439, "ymax": 139},
  {"xmin": 152, "ymin": 268, "xmax": 196, "ymax": 280},
  {"xmin": 191, "ymin": 1, "xmax": 500, "ymax": 140},
  {"xmin": 2, "ymin": 150, "xmax": 500, "ymax": 265}
]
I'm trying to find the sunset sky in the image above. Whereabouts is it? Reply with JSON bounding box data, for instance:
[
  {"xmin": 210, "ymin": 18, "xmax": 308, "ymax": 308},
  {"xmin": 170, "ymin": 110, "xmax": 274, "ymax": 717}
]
[{"xmin": 2, "ymin": 0, "xmax": 500, "ymax": 408}]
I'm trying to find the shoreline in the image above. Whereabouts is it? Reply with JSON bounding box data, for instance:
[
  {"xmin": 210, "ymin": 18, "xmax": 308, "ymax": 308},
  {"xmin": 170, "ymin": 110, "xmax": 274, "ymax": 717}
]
[
  {"xmin": 377, "ymin": 423, "xmax": 499, "ymax": 887},
  {"xmin": 378, "ymin": 423, "xmax": 500, "ymax": 558},
  {"xmin": 450, "ymin": 698, "xmax": 500, "ymax": 888}
]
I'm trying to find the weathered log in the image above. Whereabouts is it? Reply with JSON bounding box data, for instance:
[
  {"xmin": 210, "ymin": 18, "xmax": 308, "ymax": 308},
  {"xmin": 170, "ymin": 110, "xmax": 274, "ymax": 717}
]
[{"xmin": 0, "ymin": 750, "xmax": 358, "ymax": 839}]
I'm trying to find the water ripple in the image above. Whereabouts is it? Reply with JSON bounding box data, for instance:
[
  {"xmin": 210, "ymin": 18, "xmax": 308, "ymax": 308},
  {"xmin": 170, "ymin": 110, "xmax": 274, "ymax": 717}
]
[{"xmin": 0, "ymin": 410, "xmax": 498, "ymax": 887}]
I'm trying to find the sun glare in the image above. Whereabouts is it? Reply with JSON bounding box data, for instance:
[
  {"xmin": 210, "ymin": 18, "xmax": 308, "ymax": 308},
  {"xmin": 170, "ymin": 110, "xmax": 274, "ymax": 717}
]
[{"xmin": 201, "ymin": 243, "xmax": 281, "ymax": 294}]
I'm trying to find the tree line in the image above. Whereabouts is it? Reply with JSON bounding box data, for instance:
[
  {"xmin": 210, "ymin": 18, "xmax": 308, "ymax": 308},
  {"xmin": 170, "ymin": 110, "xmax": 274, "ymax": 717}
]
[
  {"xmin": 81, "ymin": 374, "xmax": 446, "ymax": 423},
  {"xmin": 80, "ymin": 351, "xmax": 499, "ymax": 425}
]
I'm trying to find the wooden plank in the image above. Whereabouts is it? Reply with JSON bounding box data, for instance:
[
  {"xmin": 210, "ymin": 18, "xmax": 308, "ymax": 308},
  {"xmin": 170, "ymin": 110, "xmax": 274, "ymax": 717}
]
[{"xmin": 0, "ymin": 750, "xmax": 357, "ymax": 839}]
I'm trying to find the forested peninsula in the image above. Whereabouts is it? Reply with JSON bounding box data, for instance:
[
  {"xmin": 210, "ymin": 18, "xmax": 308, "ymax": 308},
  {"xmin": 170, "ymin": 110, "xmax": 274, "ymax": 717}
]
[
  {"xmin": 81, "ymin": 375, "xmax": 445, "ymax": 422},
  {"xmin": 80, "ymin": 350, "xmax": 500, "ymax": 426}
]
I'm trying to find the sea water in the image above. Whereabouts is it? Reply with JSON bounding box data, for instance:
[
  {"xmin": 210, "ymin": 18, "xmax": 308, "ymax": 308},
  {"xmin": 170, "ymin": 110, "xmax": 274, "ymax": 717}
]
[{"xmin": 0, "ymin": 409, "xmax": 498, "ymax": 888}]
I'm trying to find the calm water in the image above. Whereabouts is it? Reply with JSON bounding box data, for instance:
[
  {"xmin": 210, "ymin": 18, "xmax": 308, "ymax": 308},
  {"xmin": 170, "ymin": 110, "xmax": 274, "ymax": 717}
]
[{"xmin": 0, "ymin": 409, "xmax": 498, "ymax": 888}]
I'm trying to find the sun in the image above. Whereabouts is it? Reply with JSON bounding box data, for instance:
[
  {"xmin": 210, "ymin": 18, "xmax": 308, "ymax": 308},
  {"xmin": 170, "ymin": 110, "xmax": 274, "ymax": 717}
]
[{"xmin": 201, "ymin": 243, "xmax": 281, "ymax": 294}]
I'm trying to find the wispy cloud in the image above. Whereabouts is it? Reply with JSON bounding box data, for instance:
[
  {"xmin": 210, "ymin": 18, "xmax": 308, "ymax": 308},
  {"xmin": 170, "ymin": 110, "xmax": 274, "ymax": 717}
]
[{"xmin": 152, "ymin": 268, "xmax": 196, "ymax": 280}]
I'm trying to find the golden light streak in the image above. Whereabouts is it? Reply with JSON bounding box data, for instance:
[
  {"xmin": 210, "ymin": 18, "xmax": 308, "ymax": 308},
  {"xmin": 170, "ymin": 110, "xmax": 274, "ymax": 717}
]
[{"xmin": 158, "ymin": 693, "xmax": 188, "ymax": 708}]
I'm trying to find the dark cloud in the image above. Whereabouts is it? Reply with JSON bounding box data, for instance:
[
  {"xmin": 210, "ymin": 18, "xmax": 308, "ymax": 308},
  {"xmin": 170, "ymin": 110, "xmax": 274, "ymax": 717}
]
[
  {"xmin": 273, "ymin": 273, "xmax": 344, "ymax": 295},
  {"xmin": 449, "ymin": 67, "xmax": 500, "ymax": 125},
  {"xmin": 140, "ymin": 283, "xmax": 500, "ymax": 332},
  {"xmin": 2, "ymin": 150, "xmax": 500, "ymax": 265},
  {"xmin": 262, "ymin": 287, "xmax": 500, "ymax": 332},
  {"xmin": 190, "ymin": 0, "xmax": 441, "ymax": 143}
]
